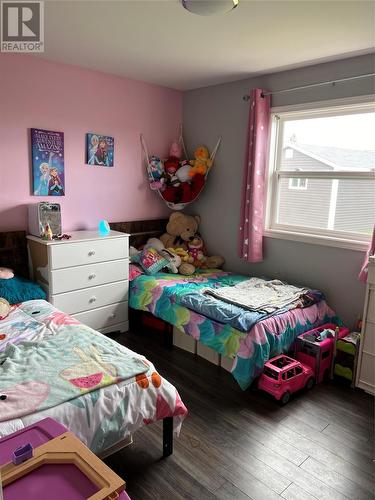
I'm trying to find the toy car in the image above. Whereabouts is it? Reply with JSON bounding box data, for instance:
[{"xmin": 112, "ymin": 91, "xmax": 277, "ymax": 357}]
[{"xmin": 258, "ymin": 355, "xmax": 315, "ymax": 404}]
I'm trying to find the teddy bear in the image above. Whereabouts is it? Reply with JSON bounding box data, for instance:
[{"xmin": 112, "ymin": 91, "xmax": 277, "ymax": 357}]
[
  {"xmin": 160, "ymin": 212, "xmax": 224, "ymax": 271},
  {"xmin": 160, "ymin": 212, "xmax": 200, "ymax": 249},
  {"xmin": 189, "ymin": 146, "xmax": 212, "ymax": 178}
]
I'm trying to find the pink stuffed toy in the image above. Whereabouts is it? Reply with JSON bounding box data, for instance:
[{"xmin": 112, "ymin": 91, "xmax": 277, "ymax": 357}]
[{"xmin": 169, "ymin": 142, "xmax": 181, "ymax": 159}]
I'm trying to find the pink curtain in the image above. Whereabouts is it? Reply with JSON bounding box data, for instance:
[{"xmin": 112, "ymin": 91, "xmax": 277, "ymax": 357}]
[
  {"xmin": 239, "ymin": 88, "xmax": 271, "ymax": 262},
  {"xmin": 359, "ymin": 225, "xmax": 375, "ymax": 283}
]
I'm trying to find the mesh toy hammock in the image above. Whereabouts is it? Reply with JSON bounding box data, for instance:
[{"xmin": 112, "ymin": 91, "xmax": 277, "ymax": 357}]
[{"xmin": 141, "ymin": 127, "xmax": 221, "ymax": 210}]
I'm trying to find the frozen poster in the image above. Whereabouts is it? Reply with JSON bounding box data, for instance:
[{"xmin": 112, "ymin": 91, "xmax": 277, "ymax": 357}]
[
  {"xmin": 32, "ymin": 128, "xmax": 65, "ymax": 196},
  {"xmin": 86, "ymin": 133, "xmax": 114, "ymax": 167}
]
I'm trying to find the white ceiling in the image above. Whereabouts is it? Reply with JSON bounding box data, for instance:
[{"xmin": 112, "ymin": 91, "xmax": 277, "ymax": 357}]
[{"xmin": 38, "ymin": 0, "xmax": 375, "ymax": 90}]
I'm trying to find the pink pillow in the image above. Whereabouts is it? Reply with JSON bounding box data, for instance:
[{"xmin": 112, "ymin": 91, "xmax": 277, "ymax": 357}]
[{"xmin": 129, "ymin": 264, "xmax": 143, "ymax": 281}]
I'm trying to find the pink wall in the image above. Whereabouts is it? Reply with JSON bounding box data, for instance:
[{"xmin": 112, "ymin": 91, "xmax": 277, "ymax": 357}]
[{"xmin": 0, "ymin": 54, "xmax": 182, "ymax": 231}]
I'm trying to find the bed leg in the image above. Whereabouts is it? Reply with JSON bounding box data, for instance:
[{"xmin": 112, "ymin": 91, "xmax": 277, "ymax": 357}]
[
  {"xmin": 162, "ymin": 417, "xmax": 173, "ymax": 457},
  {"xmin": 163, "ymin": 323, "xmax": 173, "ymax": 350}
]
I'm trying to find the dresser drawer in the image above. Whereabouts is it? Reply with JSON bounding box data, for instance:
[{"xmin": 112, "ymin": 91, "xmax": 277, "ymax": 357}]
[
  {"xmin": 49, "ymin": 238, "xmax": 128, "ymax": 269},
  {"xmin": 73, "ymin": 302, "xmax": 128, "ymax": 331},
  {"xmin": 50, "ymin": 259, "xmax": 129, "ymax": 294},
  {"xmin": 52, "ymin": 281, "xmax": 129, "ymax": 314}
]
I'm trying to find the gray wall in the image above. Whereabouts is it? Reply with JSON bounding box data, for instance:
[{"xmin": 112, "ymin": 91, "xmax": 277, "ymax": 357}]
[{"xmin": 183, "ymin": 54, "xmax": 375, "ymax": 328}]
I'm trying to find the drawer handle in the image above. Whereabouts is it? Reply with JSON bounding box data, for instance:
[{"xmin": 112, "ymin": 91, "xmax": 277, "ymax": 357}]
[
  {"xmin": 88, "ymin": 250, "xmax": 96, "ymax": 256},
  {"xmin": 89, "ymin": 296, "xmax": 97, "ymax": 303},
  {"xmin": 88, "ymin": 273, "xmax": 96, "ymax": 280}
]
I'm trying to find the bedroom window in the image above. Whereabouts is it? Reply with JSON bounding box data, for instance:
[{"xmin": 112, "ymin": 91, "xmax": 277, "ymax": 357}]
[{"xmin": 265, "ymin": 98, "xmax": 375, "ymax": 250}]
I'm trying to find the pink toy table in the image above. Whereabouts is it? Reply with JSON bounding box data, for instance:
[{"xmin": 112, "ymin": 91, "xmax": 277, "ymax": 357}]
[{"xmin": 0, "ymin": 418, "xmax": 131, "ymax": 500}]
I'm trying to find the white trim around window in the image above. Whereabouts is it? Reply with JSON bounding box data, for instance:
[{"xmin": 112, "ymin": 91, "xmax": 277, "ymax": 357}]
[{"xmin": 265, "ymin": 95, "xmax": 375, "ymax": 252}]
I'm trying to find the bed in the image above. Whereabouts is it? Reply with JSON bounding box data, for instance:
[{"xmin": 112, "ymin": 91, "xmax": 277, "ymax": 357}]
[
  {"xmin": 110, "ymin": 220, "xmax": 342, "ymax": 391},
  {"xmin": 0, "ymin": 231, "xmax": 187, "ymax": 458}
]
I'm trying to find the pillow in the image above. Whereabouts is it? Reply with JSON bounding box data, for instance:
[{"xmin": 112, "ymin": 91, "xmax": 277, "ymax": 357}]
[
  {"xmin": 129, "ymin": 263, "xmax": 144, "ymax": 281},
  {"xmin": 0, "ymin": 267, "xmax": 14, "ymax": 279},
  {"xmin": 0, "ymin": 276, "xmax": 46, "ymax": 305},
  {"xmin": 132, "ymin": 247, "xmax": 168, "ymax": 275}
]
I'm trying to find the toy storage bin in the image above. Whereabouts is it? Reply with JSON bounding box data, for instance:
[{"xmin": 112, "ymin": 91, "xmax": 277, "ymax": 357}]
[
  {"xmin": 197, "ymin": 343, "xmax": 220, "ymax": 365},
  {"xmin": 173, "ymin": 326, "xmax": 197, "ymax": 354},
  {"xmin": 295, "ymin": 323, "xmax": 349, "ymax": 383},
  {"xmin": 334, "ymin": 332, "xmax": 361, "ymax": 387}
]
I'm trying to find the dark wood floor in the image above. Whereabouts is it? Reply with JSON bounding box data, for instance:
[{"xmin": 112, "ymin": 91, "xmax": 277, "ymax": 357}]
[{"xmin": 106, "ymin": 330, "xmax": 375, "ymax": 500}]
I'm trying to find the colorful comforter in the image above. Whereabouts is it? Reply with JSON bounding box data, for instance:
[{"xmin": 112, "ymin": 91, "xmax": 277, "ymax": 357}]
[
  {"xmin": 0, "ymin": 300, "xmax": 187, "ymax": 454},
  {"xmin": 129, "ymin": 270, "xmax": 341, "ymax": 390}
]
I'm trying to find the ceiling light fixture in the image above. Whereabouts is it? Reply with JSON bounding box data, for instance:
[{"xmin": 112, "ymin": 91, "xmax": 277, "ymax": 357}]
[{"xmin": 181, "ymin": 0, "xmax": 239, "ymax": 16}]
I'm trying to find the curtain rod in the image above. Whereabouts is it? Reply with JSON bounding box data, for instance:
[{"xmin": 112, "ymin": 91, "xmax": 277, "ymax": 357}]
[{"xmin": 242, "ymin": 73, "xmax": 375, "ymax": 101}]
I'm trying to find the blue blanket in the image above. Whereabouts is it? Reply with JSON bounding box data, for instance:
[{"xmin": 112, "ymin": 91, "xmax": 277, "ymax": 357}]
[
  {"xmin": 180, "ymin": 288, "xmax": 325, "ymax": 333},
  {"xmin": 180, "ymin": 292, "xmax": 267, "ymax": 332}
]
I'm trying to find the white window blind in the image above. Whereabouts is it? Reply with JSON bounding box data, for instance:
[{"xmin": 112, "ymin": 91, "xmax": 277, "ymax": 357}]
[{"xmin": 266, "ymin": 99, "xmax": 375, "ymax": 249}]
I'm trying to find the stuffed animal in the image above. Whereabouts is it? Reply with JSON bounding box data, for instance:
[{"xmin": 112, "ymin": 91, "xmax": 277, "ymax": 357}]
[
  {"xmin": 160, "ymin": 212, "xmax": 225, "ymax": 270},
  {"xmin": 148, "ymin": 156, "xmax": 165, "ymax": 191},
  {"xmin": 168, "ymin": 247, "xmax": 194, "ymax": 264},
  {"xmin": 169, "ymin": 142, "xmax": 181, "ymax": 159},
  {"xmin": 145, "ymin": 237, "xmax": 194, "ymax": 275},
  {"xmin": 164, "ymin": 157, "xmax": 181, "ymax": 187},
  {"xmin": 162, "ymin": 185, "xmax": 180, "ymax": 203},
  {"xmin": 187, "ymin": 236, "xmax": 206, "ymax": 268},
  {"xmin": 160, "ymin": 212, "xmax": 200, "ymax": 249},
  {"xmin": 159, "ymin": 248, "xmax": 182, "ymax": 274},
  {"xmin": 176, "ymin": 161, "xmax": 192, "ymax": 183},
  {"xmin": 189, "ymin": 146, "xmax": 212, "ymax": 178}
]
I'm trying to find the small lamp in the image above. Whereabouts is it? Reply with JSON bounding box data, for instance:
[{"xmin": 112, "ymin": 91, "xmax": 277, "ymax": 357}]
[{"xmin": 98, "ymin": 220, "xmax": 110, "ymax": 235}]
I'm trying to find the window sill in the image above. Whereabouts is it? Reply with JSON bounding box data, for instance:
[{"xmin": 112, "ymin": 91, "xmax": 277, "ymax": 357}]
[{"xmin": 264, "ymin": 228, "xmax": 369, "ymax": 252}]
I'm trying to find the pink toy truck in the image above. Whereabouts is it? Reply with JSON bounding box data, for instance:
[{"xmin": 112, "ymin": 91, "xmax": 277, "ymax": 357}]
[
  {"xmin": 258, "ymin": 355, "xmax": 315, "ymax": 404},
  {"xmin": 295, "ymin": 323, "xmax": 349, "ymax": 383}
]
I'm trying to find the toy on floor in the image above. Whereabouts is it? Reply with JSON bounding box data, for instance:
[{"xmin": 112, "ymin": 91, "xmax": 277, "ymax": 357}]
[
  {"xmin": 0, "ymin": 432, "xmax": 125, "ymax": 500},
  {"xmin": 258, "ymin": 355, "xmax": 315, "ymax": 404},
  {"xmin": 334, "ymin": 332, "xmax": 361, "ymax": 387},
  {"xmin": 294, "ymin": 323, "xmax": 349, "ymax": 383}
]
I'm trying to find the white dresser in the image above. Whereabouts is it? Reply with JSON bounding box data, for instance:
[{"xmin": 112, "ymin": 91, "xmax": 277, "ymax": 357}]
[
  {"xmin": 27, "ymin": 230, "xmax": 129, "ymax": 334},
  {"xmin": 356, "ymin": 256, "xmax": 375, "ymax": 395}
]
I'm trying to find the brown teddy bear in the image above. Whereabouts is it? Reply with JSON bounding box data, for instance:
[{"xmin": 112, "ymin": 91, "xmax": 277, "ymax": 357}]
[
  {"xmin": 160, "ymin": 212, "xmax": 200, "ymax": 249},
  {"xmin": 160, "ymin": 212, "xmax": 224, "ymax": 273}
]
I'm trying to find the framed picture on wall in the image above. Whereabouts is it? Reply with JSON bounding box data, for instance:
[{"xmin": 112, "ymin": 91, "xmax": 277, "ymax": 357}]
[
  {"xmin": 31, "ymin": 128, "xmax": 65, "ymax": 196},
  {"xmin": 86, "ymin": 133, "xmax": 114, "ymax": 167}
]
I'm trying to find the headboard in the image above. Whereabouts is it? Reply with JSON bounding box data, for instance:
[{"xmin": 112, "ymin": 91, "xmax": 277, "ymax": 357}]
[
  {"xmin": 110, "ymin": 219, "xmax": 168, "ymax": 248},
  {"xmin": 0, "ymin": 231, "xmax": 29, "ymax": 278}
]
